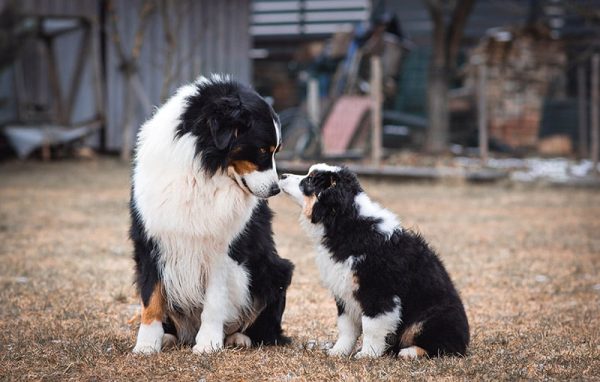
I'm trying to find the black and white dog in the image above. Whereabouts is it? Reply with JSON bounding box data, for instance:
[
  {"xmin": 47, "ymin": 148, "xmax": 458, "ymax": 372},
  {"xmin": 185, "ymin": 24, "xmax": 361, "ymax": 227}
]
[
  {"xmin": 279, "ymin": 164, "xmax": 469, "ymax": 359},
  {"xmin": 130, "ymin": 75, "xmax": 293, "ymax": 354}
]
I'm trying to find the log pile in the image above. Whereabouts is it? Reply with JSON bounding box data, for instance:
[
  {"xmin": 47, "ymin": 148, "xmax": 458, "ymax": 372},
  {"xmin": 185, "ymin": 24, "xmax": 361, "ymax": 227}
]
[{"xmin": 465, "ymin": 25, "xmax": 567, "ymax": 149}]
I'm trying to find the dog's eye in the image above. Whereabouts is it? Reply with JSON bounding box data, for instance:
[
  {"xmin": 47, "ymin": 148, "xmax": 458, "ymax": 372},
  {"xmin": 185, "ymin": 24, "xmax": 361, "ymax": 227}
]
[
  {"xmin": 259, "ymin": 148, "xmax": 267, "ymax": 154},
  {"xmin": 308, "ymin": 171, "xmax": 315, "ymax": 178}
]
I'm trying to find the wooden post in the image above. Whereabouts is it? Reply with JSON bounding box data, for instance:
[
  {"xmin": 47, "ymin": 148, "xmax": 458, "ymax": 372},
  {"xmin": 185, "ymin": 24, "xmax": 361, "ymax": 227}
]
[
  {"xmin": 307, "ymin": 77, "xmax": 321, "ymax": 155},
  {"xmin": 577, "ymin": 64, "xmax": 588, "ymax": 159},
  {"xmin": 478, "ymin": 63, "xmax": 488, "ymax": 163},
  {"xmin": 591, "ymin": 53, "xmax": 599, "ymax": 173},
  {"xmin": 370, "ymin": 55, "xmax": 383, "ymax": 166},
  {"xmin": 307, "ymin": 78, "xmax": 320, "ymax": 128}
]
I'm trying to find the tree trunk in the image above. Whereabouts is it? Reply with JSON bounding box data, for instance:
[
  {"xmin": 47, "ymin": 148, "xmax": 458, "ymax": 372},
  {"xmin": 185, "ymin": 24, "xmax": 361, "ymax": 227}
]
[{"xmin": 426, "ymin": 65, "xmax": 449, "ymax": 153}]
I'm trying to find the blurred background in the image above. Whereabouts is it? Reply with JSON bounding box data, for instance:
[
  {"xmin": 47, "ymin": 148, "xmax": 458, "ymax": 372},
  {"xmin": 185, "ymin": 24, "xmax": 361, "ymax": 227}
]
[
  {"xmin": 1, "ymin": 3, "xmax": 600, "ymax": 379},
  {"xmin": 0, "ymin": 0, "xmax": 599, "ymax": 183}
]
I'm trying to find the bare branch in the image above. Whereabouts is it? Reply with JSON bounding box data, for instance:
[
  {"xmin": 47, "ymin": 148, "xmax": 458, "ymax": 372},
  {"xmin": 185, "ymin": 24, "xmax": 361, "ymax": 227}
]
[{"xmin": 447, "ymin": 0, "xmax": 476, "ymax": 67}]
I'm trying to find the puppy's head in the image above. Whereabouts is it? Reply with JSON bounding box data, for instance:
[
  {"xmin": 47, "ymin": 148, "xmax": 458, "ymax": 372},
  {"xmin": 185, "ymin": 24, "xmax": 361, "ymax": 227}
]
[
  {"xmin": 279, "ymin": 163, "xmax": 362, "ymax": 224},
  {"xmin": 179, "ymin": 75, "xmax": 281, "ymax": 199}
]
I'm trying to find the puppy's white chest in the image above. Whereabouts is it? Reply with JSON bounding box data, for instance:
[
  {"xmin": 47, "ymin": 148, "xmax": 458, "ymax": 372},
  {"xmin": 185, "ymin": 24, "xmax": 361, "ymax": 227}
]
[{"xmin": 315, "ymin": 245, "xmax": 362, "ymax": 318}]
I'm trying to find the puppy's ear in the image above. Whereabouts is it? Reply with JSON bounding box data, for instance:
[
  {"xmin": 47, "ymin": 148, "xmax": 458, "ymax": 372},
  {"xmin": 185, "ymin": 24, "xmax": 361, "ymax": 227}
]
[
  {"xmin": 209, "ymin": 118, "xmax": 236, "ymax": 150},
  {"xmin": 311, "ymin": 199, "xmax": 327, "ymax": 224},
  {"xmin": 310, "ymin": 186, "xmax": 335, "ymax": 224}
]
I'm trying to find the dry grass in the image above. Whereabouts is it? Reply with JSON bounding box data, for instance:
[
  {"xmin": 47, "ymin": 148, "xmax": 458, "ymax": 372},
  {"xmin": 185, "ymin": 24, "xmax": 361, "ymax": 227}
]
[{"xmin": 1, "ymin": 158, "xmax": 599, "ymax": 381}]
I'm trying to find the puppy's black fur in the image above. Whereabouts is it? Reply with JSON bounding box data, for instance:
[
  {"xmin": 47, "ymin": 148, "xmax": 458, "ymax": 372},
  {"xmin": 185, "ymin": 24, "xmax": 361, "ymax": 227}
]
[{"xmin": 302, "ymin": 168, "xmax": 469, "ymax": 357}]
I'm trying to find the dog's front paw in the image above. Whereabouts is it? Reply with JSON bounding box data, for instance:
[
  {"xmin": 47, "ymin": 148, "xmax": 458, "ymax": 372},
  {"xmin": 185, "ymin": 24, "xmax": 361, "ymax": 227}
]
[
  {"xmin": 193, "ymin": 333, "xmax": 223, "ymax": 354},
  {"xmin": 225, "ymin": 332, "xmax": 252, "ymax": 348},
  {"xmin": 133, "ymin": 322, "xmax": 163, "ymax": 355},
  {"xmin": 132, "ymin": 341, "xmax": 161, "ymax": 355}
]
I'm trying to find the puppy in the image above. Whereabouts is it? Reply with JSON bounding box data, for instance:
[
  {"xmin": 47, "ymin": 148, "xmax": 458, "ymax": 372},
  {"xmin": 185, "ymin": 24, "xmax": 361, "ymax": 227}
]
[
  {"xmin": 130, "ymin": 74, "xmax": 293, "ymax": 354},
  {"xmin": 279, "ymin": 164, "xmax": 469, "ymax": 358}
]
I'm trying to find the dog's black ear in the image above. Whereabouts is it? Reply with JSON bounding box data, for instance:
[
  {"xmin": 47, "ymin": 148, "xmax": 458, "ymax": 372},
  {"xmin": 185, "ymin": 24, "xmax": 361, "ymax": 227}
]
[
  {"xmin": 209, "ymin": 95, "xmax": 244, "ymax": 150},
  {"xmin": 209, "ymin": 118, "xmax": 235, "ymax": 150}
]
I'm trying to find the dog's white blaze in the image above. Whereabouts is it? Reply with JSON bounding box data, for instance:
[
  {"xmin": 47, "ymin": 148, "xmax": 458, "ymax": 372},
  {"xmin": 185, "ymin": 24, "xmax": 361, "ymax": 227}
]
[
  {"xmin": 309, "ymin": 163, "xmax": 341, "ymax": 173},
  {"xmin": 196, "ymin": 73, "xmax": 230, "ymax": 86},
  {"xmin": 133, "ymin": 75, "xmax": 257, "ymax": 317},
  {"xmin": 354, "ymin": 192, "xmax": 400, "ymax": 238},
  {"xmin": 356, "ymin": 296, "xmax": 402, "ymax": 358},
  {"xmin": 133, "ymin": 320, "xmax": 164, "ymax": 354}
]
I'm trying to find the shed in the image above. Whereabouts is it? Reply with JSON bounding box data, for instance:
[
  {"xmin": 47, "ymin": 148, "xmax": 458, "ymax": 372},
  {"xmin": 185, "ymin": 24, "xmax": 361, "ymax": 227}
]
[{"xmin": 0, "ymin": 0, "xmax": 252, "ymax": 154}]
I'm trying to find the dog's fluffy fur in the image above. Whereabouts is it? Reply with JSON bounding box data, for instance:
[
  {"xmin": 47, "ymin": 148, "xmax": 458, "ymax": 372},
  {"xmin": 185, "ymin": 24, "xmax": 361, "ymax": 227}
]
[
  {"xmin": 130, "ymin": 74, "xmax": 293, "ymax": 354},
  {"xmin": 280, "ymin": 164, "xmax": 469, "ymax": 359}
]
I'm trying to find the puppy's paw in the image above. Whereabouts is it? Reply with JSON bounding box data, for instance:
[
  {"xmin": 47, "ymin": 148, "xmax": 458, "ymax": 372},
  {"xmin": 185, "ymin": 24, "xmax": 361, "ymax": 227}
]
[
  {"xmin": 225, "ymin": 332, "xmax": 252, "ymax": 348},
  {"xmin": 354, "ymin": 348, "xmax": 381, "ymax": 359},
  {"xmin": 327, "ymin": 343, "xmax": 353, "ymax": 357},
  {"xmin": 398, "ymin": 346, "xmax": 428, "ymax": 359}
]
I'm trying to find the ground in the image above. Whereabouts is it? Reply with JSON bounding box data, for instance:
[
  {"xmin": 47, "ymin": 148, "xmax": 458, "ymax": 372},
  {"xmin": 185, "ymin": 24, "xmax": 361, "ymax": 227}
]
[{"xmin": 1, "ymin": 158, "xmax": 599, "ymax": 381}]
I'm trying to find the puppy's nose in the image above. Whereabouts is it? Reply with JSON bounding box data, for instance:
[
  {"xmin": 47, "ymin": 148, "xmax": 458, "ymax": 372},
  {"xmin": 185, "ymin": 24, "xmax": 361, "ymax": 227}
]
[
  {"xmin": 280, "ymin": 174, "xmax": 289, "ymax": 180},
  {"xmin": 269, "ymin": 184, "xmax": 281, "ymax": 196}
]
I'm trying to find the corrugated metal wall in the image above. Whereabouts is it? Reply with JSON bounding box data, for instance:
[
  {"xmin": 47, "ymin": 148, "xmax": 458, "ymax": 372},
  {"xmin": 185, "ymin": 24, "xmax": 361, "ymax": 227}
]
[
  {"xmin": 106, "ymin": 0, "xmax": 251, "ymax": 151},
  {"xmin": 0, "ymin": 0, "xmax": 252, "ymax": 151}
]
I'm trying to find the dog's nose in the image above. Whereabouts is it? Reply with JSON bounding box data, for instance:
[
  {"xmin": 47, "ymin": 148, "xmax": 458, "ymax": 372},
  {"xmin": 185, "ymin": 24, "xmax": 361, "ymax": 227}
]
[
  {"xmin": 280, "ymin": 174, "xmax": 289, "ymax": 180},
  {"xmin": 269, "ymin": 184, "xmax": 281, "ymax": 196}
]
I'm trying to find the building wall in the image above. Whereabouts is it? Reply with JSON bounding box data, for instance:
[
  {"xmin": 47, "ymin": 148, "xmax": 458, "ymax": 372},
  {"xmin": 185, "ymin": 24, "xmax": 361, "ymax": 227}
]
[
  {"xmin": 106, "ymin": 0, "xmax": 252, "ymax": 151},
  {"xmin": 0, "ymin": 0, "xmax": 251, "ymax": 151}
]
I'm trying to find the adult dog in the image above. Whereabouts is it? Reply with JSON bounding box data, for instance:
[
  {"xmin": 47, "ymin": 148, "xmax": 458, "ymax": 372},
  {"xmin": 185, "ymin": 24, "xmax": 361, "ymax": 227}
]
[
  {"xmin": 280, "ymin": 164, "xmax": 469, "ymax": 359},
  {"xmin": 130, "ymin": 75, "xmax": 293, "ymax": 354}
]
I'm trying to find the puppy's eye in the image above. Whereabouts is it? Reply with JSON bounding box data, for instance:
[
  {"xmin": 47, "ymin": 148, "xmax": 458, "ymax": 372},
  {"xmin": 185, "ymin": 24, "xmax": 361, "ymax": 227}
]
[
  {"xmin": 259, "ymin": 148, "xmax": 267, "ymax": 154},
  {"xmin": 308, "ymin": 171, "xmax": 315, "ymax": 177}
]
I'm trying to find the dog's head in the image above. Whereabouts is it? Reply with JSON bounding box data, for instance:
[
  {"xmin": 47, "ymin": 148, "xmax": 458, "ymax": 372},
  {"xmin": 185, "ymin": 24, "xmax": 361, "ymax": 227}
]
[
  {"xmin": 279, "ymin": 163, "xmax": 362, "ymax": 224},
  {"xmin": 178, "ymin": 75, "xmax": 281, "ymax": 199}
]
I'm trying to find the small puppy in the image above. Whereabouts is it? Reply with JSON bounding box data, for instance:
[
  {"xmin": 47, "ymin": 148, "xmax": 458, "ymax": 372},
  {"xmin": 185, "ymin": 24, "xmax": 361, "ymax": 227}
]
[{"xmin": 279, "ymin": 164, "xmax": 469, "ymax": 359}]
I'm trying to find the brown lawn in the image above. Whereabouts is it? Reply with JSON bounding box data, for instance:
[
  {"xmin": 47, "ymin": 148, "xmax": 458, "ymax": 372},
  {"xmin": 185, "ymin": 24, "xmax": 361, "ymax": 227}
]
[{"xmin": 1, "ymin": 158, "xmax": 599, "ymax": 381}]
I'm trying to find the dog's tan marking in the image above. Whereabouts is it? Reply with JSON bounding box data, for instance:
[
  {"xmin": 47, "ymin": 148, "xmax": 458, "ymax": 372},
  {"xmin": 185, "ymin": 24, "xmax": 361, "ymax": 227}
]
[
  {"xmin": 230, "ymin": 160, "xmax": 258, "ymax": 175},
  {"xmin": 400, "ymin": 321, "xmax": 424, "ymax": 347},
  {"xmin": 303, "ymin": 194, "xmax": 317, "ymax": 219},
  {"xmin": 128, "ymin": 311, "xmax": 141, "ymax": 325},
  {"xmin": 141, "ymin": 283, "xmax": 165, "ymax": 325},
  {"xmin": 269, "ymin": 145, "xmax": 276, "ymax": 153},
  {"xmin": 352, "ymin": 274, "xmax": 360, "ymax": 290}
]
